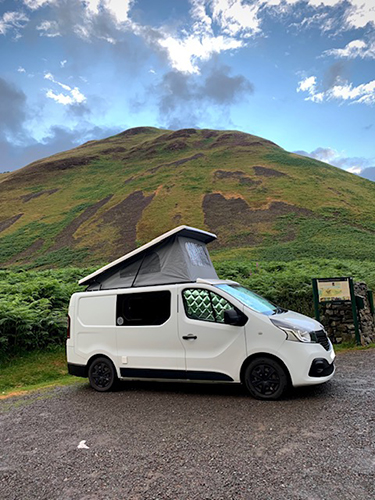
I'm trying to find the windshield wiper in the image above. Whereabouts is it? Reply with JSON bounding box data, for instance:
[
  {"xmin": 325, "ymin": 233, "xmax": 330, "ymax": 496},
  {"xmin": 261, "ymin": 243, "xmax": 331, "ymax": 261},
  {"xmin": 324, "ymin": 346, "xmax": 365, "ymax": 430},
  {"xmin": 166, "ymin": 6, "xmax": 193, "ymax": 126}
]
[{"xmin": 272, "ymin": 306, "xmax": 288, "ymax": 315}]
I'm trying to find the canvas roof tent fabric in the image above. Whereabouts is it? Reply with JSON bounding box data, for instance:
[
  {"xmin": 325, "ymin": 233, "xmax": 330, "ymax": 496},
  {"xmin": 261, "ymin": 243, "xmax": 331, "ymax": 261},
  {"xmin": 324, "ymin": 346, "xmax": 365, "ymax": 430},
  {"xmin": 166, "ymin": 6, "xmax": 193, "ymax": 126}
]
[{"xmin": 79, "ymin": 226, "xmax": 218, "ymax": 290}]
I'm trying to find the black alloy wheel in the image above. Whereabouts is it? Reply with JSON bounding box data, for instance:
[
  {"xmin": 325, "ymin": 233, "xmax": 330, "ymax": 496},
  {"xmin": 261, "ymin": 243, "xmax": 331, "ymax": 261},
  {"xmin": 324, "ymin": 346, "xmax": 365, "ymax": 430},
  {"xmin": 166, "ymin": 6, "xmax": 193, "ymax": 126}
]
[
  {"xmin": 88, "ymin": 357, "xmax": 117, "ymax": 392},
  {"xmin": 244, "ymin": 357, "xmax": 288, "ymax": 400}
]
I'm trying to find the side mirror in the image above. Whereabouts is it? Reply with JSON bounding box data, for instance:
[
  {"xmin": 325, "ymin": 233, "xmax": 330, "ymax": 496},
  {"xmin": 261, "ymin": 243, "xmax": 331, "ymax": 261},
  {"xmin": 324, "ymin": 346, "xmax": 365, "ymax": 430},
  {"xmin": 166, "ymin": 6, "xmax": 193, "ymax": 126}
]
[{"xmin": 224, "ymin": 308, "xmax": 247, "ymax": 327}]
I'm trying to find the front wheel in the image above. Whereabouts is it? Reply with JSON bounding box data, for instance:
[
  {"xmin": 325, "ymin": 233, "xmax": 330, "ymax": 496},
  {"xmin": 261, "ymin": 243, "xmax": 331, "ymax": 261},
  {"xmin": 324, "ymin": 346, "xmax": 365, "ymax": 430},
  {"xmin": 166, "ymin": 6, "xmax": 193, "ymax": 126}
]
[
  {"xmin": 88, "ymin": 357, "xmax": 117, "ymax": 392},
  {"xmin": 244, "ymin": 357, "xmax": 289, "ymax": 400}
]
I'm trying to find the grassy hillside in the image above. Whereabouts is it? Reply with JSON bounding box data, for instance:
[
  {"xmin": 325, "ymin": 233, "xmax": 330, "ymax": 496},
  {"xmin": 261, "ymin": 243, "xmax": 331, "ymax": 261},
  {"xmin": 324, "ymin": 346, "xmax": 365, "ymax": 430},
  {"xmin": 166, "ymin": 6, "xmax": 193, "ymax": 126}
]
[{"xmin": 1, "ymin": 126, "xmax": 375, "ymax": 268}]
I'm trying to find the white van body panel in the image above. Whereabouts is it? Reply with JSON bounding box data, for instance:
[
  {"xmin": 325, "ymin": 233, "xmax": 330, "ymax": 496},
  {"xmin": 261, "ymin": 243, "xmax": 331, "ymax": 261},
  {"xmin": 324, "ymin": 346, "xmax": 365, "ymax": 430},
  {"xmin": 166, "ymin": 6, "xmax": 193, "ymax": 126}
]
[
  {"xmin": 76, "ymin": 295, "xmax": 116, "ymax": 359},
  {"xmin": 67, "ymin": 280, "xmax": 335, "ymax": 391},
  {"xmin": 116, "ymin": 287, "xmax": 185, "ymax": 371},
  {"xmin": 68, "ymin": 292, "xmax": 118, "ymax": 371},
  {"xmin": 78, "ymin": 295, "xmax": 116, "ymax": 327}
]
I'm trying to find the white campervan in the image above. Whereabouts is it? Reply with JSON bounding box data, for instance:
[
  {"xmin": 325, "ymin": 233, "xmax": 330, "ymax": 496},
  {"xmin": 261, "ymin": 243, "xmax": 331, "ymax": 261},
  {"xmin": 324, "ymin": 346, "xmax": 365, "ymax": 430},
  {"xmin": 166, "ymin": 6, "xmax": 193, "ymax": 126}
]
[{"xmin": 67, "ymin": 226, "xmax": 335, "ymax": 400}]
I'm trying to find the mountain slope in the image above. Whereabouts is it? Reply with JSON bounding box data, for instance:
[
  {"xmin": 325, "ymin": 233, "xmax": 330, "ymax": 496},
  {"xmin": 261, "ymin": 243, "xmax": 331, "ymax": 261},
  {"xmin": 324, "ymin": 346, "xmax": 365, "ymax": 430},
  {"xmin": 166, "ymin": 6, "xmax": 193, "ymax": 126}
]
[{"xmin": 1, "ymin": 126, "xmax": 375, "ymax": 268}]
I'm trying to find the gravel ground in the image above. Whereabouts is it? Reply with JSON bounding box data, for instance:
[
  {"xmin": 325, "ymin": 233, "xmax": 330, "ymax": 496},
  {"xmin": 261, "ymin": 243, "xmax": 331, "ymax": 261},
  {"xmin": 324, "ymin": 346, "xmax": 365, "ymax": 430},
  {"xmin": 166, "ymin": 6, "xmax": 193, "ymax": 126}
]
[{"xmin": 0, "ymin": 349, "xmax": 374, "ymax": 500}]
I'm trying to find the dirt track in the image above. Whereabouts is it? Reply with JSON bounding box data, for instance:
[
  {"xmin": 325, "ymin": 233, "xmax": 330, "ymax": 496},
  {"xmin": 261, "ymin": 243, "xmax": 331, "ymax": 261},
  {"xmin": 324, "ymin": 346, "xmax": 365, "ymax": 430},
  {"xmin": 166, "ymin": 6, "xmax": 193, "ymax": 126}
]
[{"xmin": 1, "ymin": 349, "xmax": 374, "ymax": 500}]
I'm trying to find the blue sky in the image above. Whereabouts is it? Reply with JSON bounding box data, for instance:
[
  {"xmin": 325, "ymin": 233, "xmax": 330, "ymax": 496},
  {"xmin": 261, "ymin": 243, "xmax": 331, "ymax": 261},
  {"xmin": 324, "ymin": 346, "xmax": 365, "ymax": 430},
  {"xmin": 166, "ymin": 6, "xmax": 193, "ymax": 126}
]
[{"xmin": 0, "ymin": 0, "xmax": 374, "ymax": 173}]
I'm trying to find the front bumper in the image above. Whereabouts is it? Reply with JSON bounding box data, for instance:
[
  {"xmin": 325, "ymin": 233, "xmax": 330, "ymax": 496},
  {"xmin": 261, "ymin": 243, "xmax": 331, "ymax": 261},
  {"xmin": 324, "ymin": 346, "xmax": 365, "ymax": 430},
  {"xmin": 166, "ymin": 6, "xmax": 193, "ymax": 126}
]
[{"xmin": 277, "ymin": 340, "xmax": 336, "ymax": 387}]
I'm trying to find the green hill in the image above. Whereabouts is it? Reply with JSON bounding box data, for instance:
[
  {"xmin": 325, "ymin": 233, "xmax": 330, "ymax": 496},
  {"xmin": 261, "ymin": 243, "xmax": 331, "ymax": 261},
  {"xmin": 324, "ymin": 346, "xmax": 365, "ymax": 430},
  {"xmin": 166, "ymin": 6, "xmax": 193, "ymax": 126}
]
[{"xmin": 0, "ymin": 126, "xmax": 374, "ymax": 268}]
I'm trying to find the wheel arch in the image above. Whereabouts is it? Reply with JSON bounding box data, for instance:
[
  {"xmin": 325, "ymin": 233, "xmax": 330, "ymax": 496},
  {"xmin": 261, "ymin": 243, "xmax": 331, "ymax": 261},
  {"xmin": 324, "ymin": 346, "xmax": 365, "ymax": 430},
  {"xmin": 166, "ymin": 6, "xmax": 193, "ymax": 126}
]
[
  {"xmin": 86, "ymin": 353, "xmax": 117, "ymax": 378},
  {"xmin": 240, "ymin": 353, "xmax": 292, "ymax": 387}
]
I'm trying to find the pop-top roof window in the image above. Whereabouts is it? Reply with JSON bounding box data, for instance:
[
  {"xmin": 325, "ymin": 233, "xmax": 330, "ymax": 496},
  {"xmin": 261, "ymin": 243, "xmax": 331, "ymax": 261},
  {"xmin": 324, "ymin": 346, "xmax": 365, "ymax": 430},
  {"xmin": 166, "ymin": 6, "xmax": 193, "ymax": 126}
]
[{"xmin": 185, "ymin": 242, "xmax": 211, "ymax": 267}]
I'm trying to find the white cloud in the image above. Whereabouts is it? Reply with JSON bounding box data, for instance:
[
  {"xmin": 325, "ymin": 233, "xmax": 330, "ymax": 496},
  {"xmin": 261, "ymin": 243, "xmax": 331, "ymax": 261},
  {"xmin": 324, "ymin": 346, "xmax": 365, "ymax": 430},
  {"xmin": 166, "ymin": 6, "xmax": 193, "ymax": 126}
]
[
  {"xmin": 308, "ymin": 146, "xmax": 337, "ymax": 163},
  {"xmin": 0, "ymin": 11, "xmax": 29, "ymax": 36},
  {"xmin": 46, "ymin": 90, "xmax": 73, "ymax": 105},
  {"xmin": 149, "ymin": 0, "xmax": 262, "ymax": 74},
  {"xmin": 297, "ymin": 75, "xmax": 375, "ymax": 106},
  {"xmin": 149, "ymin": 0, "xmax": 375, "ymax": 75},
  {"xmin": 295, "ymin": 146, "xmax": 374, "ymax": 174},
  {"xmin": 297, "ymin": 75, "xmax": 317, "ymax": 93},
  {"xmin": 23, "ymin": 0, "xmax": 59, "ymax": 9},
  {"xmin": 60, "ymin": 60, "xmax": 67, "ymax": 68},
  {"xmin": 44, "ymin": 73, "xmax": 86, "ymax": 105},
  {"xmin": 210, "ymin": 0, "xmax": 262, "ymax": 37},
  {"xmin": 307, "ymin": 0, "xmax": 375, "ymax": 30},
  {"xmin": 307, "ymin": 0, "xmax": 341, "ymax": 7},
  {"xmin": 36, "ymin": 20, "xmax": 61, "ymax": 37},
  {"xmin": 330, "ymin": 80, "xmax": 375, "ymax": 105},
  {"xmin": 323, "ymin": 39, "xmax": 375, "ymax": 59},
  {"xmin": 105, "ymin": 0, "xmax": 133, "ymax": 24},
  {"xmin": 297, "ymin": 0, "xmax": 375, "ymax": 30},
  {"xmin": 10, "ymin": 0, "xmax": 375, "ymax": 77},
  {"xmin": 84, "ymin": 0, "xmax": 101, "ymax": 16},
  {"xmin": 73, "ymin": 24, "xmax": 91, "ymax": 40},
  {"xmin": 297, "ymin": 11, "xmax": 336, "ymax": 32},
  {"xmin": 297, "ymin": 75, "xmax": 325, "ymax": 102},
  {"xmin": 346, "ymin": 165, "xmax": 362, "ymax": 174},
  {"xmin": 190, "ymin": 0, "xmax": 213, "ymax": 31},
  {"xmin": 158, "ymin": 33, "xmax": 243, "ymax": 74},
  {"xmin": 18, "ymin": 66, "xmax": 26, "ymax": 73},
  {"xmin": 46, "ymin": 88, "xmax": 86, "ymax": 105},
  {"xmin": 44, "ymin": 72, "xmax": 72, "ymax": 91},
  {"xmin": 345, "ymin": 0, "xmax": 375, "ymax": 29},
  {"xmin": 268, "ymin": 0, "xmax": 375, "ymax": 32},
  {"xmin": 84, "ymin": 0, "xmax": 133, "ymax": 24}
]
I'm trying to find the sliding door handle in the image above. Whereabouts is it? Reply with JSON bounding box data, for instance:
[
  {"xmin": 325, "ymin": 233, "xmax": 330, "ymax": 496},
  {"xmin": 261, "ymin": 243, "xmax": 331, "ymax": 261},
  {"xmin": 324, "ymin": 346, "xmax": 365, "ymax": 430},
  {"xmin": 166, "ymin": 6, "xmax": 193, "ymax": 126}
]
[{"xmin": 182, "ymin": 334, "xmax": 197, "ymax": 340}]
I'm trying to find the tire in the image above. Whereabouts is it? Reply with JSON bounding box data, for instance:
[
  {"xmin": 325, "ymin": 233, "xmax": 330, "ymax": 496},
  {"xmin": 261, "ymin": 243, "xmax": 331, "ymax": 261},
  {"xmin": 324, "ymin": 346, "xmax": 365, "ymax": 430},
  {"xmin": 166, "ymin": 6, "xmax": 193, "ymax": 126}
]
[
  {"xmin": 88, "ymin": 357, "xmax": 117, "ymax": 392},
  {"xmin": 244, "ymin": 357, "xmax": 289, "ymax": 400}
]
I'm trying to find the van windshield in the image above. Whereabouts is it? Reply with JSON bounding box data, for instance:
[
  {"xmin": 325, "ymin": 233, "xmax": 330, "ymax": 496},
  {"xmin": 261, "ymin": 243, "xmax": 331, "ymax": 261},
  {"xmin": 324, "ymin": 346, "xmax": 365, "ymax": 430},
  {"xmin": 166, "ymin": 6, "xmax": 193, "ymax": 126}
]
[{"xmin": 216, "ymin": 284, "xmax": 278, "ymax": 315}]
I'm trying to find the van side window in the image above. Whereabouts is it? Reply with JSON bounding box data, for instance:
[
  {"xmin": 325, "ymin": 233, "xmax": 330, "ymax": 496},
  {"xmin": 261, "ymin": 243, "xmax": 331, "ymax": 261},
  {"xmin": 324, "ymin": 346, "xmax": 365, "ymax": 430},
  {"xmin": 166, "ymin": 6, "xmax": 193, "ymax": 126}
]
[
  {"xmin": 182, "ymin": 289, "xmax": 232, "ymax": 323},
  {"xmin": 183, "ymin": 289, "xmax": 215, "ymax": 322},
  {"xmin": 211, "ymin": 293, "xmax": 233, "ymax": 323},
  {"xmin": 116, "ymin": 291, "xmax": 171, "ymax": 326}
]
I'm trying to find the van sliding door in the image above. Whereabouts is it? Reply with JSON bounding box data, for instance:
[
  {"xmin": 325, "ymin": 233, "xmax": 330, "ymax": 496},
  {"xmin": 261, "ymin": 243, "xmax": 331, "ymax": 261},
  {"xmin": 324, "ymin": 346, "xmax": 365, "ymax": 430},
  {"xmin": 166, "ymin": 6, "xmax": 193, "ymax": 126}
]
[{"xmin": 115, "ymin": 288, "xmax": 185, "ymax": 378}]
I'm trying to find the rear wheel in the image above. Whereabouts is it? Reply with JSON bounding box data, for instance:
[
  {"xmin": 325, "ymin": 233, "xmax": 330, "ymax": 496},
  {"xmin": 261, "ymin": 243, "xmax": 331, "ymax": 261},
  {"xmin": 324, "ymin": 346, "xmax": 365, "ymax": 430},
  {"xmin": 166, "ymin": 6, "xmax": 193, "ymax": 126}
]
[
  {"xmin": 244, "ymin": 357, "xmax": 289, "ymax": 400},
  {"xmin": 88, "ymin": 357, "xmax": 117, "ymax": 392}
]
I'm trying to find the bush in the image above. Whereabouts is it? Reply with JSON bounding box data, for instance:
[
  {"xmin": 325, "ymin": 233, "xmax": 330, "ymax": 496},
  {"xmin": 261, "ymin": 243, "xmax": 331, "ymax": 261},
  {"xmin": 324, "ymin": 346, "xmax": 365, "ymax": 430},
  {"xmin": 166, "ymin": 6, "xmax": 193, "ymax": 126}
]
[
  {"xmin": 215, "ymin": 258, "xmax": 375, "ymax": 317},
  {"xmin": 1, "ymin": 258, "xmax": 375, "ymax": 359},
  {"xmin": 0, "ymin": 268, "xmax": 93, "ymax": 359}
]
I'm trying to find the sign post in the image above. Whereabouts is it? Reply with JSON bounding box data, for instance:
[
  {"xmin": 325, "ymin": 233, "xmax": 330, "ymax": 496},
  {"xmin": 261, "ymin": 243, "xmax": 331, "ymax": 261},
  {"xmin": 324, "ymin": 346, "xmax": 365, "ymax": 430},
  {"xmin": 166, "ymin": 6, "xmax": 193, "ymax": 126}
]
[{"xmin": 312, "ymin": 277, "xmax": 361, "ymax": 345}]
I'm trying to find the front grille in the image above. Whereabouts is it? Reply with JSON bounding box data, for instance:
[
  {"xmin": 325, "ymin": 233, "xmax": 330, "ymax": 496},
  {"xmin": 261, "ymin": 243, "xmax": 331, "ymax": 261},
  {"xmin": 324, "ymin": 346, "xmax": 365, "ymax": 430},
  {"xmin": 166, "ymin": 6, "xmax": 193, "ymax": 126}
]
[{"xmin": 314, "ymin": 329, "xmax": 330, "ymax": 351}]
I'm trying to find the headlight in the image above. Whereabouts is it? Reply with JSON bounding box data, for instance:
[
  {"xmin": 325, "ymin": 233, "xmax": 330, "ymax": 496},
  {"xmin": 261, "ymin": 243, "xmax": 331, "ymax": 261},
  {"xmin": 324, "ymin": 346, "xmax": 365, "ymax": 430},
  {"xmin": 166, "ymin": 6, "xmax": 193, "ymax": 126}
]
[
  {"xmin": 281, "ymin": 327, "xmax": 312, "ymax": 343},
  {"xmin": 271, "ymin": 319, "xmax": 315, "ymax": 343}
]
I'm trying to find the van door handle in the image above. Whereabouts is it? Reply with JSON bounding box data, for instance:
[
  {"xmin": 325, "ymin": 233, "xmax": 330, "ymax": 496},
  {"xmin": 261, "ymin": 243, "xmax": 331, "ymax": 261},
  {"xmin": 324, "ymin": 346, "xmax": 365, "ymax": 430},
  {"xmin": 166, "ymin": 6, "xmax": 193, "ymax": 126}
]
[{"xmin": 182, "ymin": 335, "xmax": 197, "ymax": 340}]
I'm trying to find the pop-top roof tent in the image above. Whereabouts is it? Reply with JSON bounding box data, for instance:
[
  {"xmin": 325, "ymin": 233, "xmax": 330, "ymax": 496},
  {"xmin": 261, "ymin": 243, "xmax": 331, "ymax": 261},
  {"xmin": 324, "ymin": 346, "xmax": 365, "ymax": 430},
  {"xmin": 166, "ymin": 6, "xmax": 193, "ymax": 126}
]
[{"xmin": 79, "ymin": 225, "xmax": 219, "ymax": 290}]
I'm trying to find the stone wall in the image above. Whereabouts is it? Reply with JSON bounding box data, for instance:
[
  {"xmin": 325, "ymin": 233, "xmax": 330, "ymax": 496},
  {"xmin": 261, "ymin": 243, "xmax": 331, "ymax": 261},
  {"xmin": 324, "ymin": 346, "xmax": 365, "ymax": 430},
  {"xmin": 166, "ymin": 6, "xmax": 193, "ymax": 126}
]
[
  {"xmin": 355, "ymin": 282, "xmax": 375, "ymax": 344},
  {"xmin": 319, "ymin": 282, "xmax": 375, "ymax": 345}
]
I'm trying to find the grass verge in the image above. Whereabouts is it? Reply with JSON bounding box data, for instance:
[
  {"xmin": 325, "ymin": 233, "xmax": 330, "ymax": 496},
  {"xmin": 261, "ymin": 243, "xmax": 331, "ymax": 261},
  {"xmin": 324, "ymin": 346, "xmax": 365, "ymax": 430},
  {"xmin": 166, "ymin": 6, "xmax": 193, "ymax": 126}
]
[
  {"xmin": 333, "ymin": 342, "xmax": 375, "ymax": 352},
  {"xmin": 0, "ymin": 346, "xmax": 83, "ymax": 398}
]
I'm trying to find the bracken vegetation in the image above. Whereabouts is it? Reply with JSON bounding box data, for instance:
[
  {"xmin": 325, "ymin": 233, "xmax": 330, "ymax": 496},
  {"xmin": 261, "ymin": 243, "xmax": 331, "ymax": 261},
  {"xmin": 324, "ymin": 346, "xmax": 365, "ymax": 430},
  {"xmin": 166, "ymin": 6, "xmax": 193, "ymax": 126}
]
[
  {"xmin": 0, "ymin": 268, "xmax": 91, "ymax": 358},
  {"xmin": 1, "ymin": 258, "xmax": 374, "ymax": 359}
]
